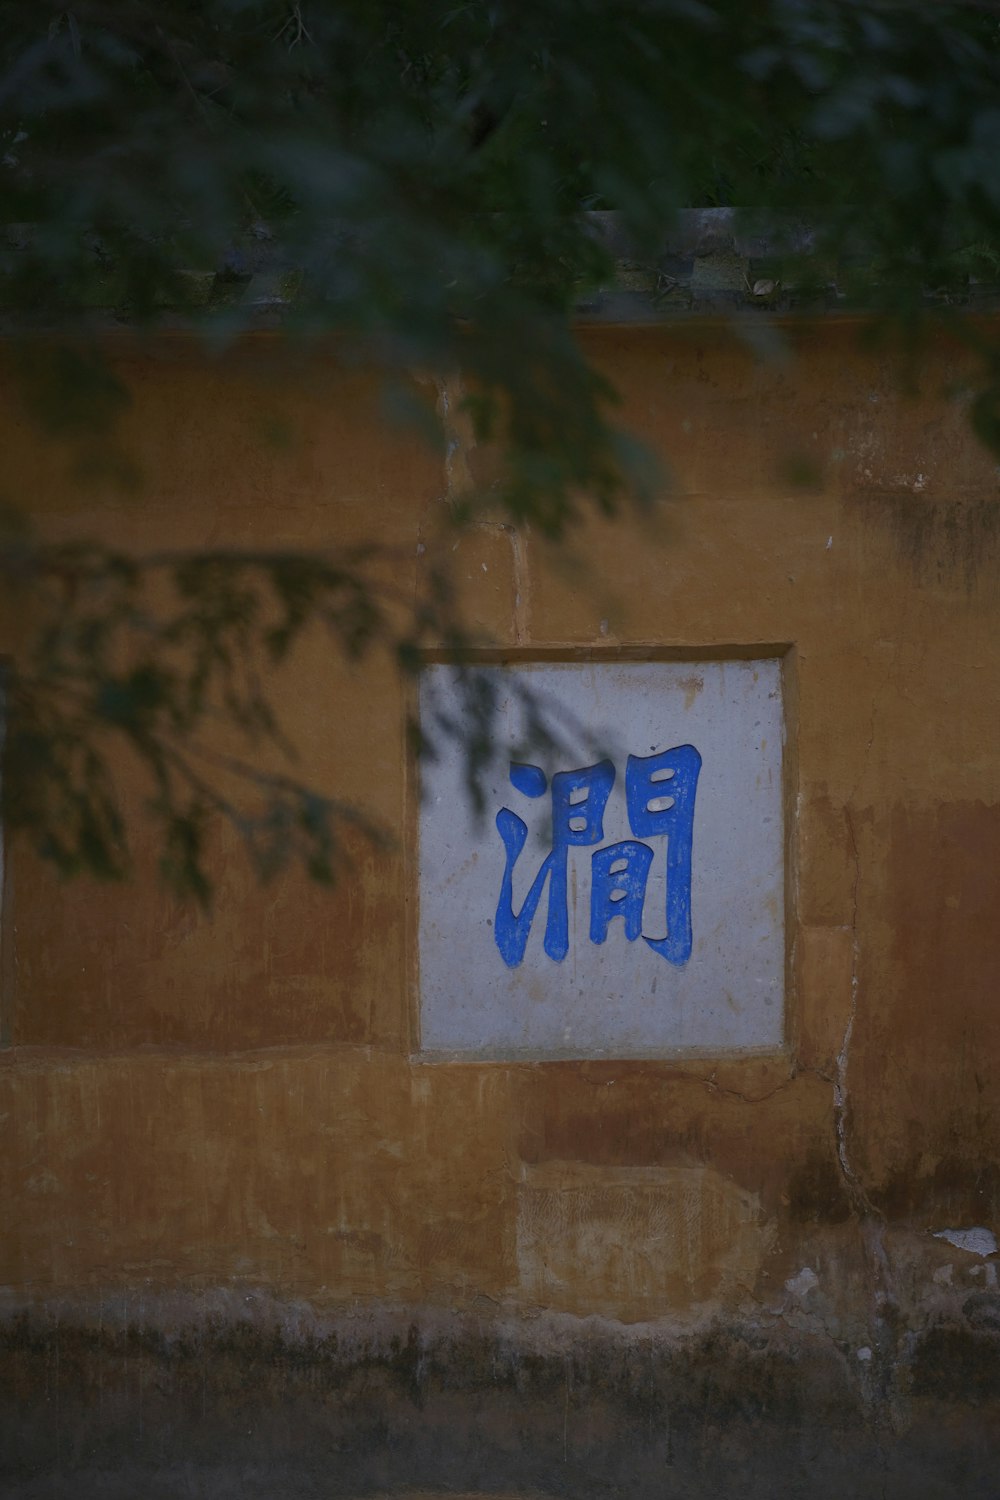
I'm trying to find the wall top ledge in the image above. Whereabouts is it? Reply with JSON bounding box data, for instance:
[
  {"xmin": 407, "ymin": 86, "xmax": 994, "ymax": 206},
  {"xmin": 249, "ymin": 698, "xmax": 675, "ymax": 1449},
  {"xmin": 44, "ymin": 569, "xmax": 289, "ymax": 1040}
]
[{"xmin": 4, "ymin": 209, "xmax": 998, "ymax": 334}]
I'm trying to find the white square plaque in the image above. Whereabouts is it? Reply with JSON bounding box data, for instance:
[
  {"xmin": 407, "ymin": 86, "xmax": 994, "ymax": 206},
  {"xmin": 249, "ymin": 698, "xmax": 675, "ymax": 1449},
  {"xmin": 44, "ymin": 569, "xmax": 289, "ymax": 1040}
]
[{"xmin": 417, "ymin": 659, "xmax": 785, "ymax": 1058}]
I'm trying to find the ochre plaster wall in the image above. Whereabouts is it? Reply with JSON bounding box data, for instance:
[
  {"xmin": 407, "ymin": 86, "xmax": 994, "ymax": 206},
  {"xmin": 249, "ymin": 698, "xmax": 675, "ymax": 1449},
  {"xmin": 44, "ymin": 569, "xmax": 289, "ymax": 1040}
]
[{"xmin": 2, "ymin": 323, "xmax": 999, "ymax": 1490}]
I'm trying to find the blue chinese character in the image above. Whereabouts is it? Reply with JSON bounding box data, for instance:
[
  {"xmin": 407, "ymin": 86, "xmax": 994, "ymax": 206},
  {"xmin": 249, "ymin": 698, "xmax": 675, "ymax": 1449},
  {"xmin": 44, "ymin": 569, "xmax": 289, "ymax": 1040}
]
[
  {"xmin": 590, "ymin": 840, "xmax": 654, "ymax": 945},
  {"xmin": 625, "ymin": 744, "xmax": 701, "ymax": 965},
  {"xmin": 494, "ymin": 759, "xmax": 615, "ymax": 966},
  {"xmin": 494, "ymin": 745, "xmax": 701, "ymax": 970}
]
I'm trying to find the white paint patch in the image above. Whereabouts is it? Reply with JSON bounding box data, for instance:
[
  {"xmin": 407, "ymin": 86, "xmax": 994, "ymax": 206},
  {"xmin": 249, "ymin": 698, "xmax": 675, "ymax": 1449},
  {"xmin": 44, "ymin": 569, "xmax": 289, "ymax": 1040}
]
[
  {"xmin": 418, "ymin": 660, "xmax": 785, "ymax": 1058},
  {"xmin": 785, "ymin": 1266, "xmax": 819, "ymax": 1299},
  {"xmin": 856, "ymin": 1346, "xmax": 872, "ymax": 1362},
  {"xmin": 933, "ymin": 1227, "xmax": 998, "ymax": 1258}
]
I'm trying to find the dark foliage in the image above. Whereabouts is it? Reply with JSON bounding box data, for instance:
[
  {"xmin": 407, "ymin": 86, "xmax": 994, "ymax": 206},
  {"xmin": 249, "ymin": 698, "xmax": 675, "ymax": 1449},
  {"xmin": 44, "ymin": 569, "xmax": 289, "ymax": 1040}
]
[{"xmin": 2, "ymin": 1, "xmax": 999, "ymax": 894}]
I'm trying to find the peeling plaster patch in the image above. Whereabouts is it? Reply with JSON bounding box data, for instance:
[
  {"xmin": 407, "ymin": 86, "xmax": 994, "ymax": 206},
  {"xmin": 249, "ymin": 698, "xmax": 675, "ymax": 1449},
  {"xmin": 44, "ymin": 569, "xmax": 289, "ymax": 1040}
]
[
  {"xmin": 856, "ymin": 1346, "xmax": 873, "ymax": 1362},
  {"xmin": 891, "ymin": 472, "xmax": 928, "ymax": 492},
  {"xmin": 933, "ymin": 1227, "xmax": 997, "ymax": 1258},
  {"xmin": 24, "ymin": 1171, "xmax": 61, "ymax": 1196},
  {"xmin": 785, "ymin": 1266, "xmax": 819, "ymax": 1299},
  {"xmin": 933, "ymin": 1264, "xmax": 954, "ymax": 1286}
]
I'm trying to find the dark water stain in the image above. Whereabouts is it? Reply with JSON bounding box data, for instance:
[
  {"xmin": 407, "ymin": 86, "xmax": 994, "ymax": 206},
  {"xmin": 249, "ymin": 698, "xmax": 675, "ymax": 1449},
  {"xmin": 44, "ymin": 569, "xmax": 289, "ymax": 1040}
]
[
  {"xmin": 849, "ymin": 491, "xmax": 1000, "ymax": 593},
  {"xmin": 786, "ymin": 1147, "xmax": 853, "ymax": 1225},
  {"xmin": 2, "ymin": 1310, "xmax": 1000, "ymax": 1498}
]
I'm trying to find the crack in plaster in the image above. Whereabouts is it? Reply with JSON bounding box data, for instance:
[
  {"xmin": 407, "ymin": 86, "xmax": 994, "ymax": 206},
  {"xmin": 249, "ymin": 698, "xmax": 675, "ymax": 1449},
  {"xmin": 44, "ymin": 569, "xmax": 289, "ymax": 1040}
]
[
  {"xmin": 695, "ymin": 1073, "xmax": 795, "ymax": 1107},
  {"xmin": 432, "ymin": 375, "xmax": 530, "ymax": 644},
  {"xmin": 433, "ymin": 374, "xmax": 474, "ymax": 509},
  {"xmin": 835, "ymin": 811, "xmax": 864, "ymax": 1213},
  {"xmin": 841, "ymin": 801, "xmax": 901, "ymax": 1438},
  {"xmin": 504, "ymin": 523, "xmax": 530, "ymax": 645}
]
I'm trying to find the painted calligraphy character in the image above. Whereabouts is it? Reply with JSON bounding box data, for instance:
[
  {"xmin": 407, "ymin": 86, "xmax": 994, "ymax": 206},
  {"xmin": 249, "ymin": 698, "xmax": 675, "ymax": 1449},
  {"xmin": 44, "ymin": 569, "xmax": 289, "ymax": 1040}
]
[
  {"xmin": 624, "ymin": 744, "xmax": 702, "ymax": 965},
  {"xmin": 494, "ymin": 759, "xmax": 615, "ymax": 967},
  {"xmin": 589, "ymin": 841, "xmax": 654, "ymax": 945}
]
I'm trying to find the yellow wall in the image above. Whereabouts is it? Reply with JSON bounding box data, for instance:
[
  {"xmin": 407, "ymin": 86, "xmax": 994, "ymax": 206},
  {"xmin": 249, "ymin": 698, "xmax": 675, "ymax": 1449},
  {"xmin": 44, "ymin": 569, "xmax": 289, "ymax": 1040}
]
[{"xmin": 3, "ymin": 321, "xmax": 999, "ymax": 1344}]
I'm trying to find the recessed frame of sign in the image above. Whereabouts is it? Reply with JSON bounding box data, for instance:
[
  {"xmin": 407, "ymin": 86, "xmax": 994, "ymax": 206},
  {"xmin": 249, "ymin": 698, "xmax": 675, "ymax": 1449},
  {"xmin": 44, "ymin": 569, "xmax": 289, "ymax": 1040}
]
[{"xmin": 416, "ymin": 658, "xmax": 787, "ymax": 1060}]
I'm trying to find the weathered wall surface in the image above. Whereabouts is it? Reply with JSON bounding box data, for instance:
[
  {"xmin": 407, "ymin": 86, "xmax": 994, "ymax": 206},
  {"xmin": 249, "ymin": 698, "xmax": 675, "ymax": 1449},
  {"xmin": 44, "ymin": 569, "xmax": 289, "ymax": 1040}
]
[{"xmin": 2, "ymin": 323, "xmax": 1000, "ymax": 1496}]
